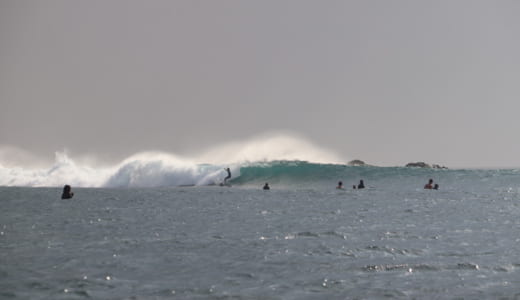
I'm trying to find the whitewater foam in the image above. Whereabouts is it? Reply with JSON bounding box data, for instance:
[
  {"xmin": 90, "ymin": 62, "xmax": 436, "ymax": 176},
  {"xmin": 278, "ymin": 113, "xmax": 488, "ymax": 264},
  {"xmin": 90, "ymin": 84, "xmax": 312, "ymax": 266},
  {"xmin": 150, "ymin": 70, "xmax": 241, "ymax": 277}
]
[
  {"xmin": 0, "ymin": 152, "xmax": 112, "ymax": 187},
  {"xmin": 0, "ymin": 151, "xmax": 237, "ymax": 188},
  {"xmin": 103, "ymin": 152, "xmax": 240, "ymax": 188}
]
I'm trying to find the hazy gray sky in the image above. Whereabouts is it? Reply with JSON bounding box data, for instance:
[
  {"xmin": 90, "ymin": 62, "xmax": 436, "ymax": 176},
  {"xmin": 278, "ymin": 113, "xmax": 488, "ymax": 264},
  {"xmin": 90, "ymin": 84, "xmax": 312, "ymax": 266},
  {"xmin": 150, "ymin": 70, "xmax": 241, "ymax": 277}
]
[{"xmin": 1, "ymin": 0, "xmax": 519, "ymax": 168}]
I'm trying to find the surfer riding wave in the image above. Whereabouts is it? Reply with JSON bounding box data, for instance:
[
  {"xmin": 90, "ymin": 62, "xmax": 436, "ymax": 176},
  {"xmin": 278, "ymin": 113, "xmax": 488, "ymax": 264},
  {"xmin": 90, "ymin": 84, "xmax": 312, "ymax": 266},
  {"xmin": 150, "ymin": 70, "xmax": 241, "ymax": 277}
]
[{"xmin": 224, "ymin": 168, "xmax": 231, "ymax": 184}]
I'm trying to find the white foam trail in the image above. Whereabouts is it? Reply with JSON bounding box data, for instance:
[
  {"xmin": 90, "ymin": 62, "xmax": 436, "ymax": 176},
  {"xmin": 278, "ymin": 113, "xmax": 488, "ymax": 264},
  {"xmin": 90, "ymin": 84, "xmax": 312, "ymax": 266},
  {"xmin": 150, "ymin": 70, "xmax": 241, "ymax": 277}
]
[{"xmin": 0, "ymin": 133, "xmax": 344, "ymax": 187}]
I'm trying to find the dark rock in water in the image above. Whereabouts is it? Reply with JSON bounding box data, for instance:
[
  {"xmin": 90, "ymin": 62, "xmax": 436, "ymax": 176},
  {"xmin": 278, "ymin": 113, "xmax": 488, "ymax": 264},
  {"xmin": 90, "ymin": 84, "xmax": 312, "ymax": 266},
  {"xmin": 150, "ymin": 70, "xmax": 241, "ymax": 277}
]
[
  {"xmin": 348, "ymin": 160, "xmax": 366, "ymax": 166},
  {"xmin": 405, "ymin": 162, "xmax": 431, "ymax": 168},
  {"xmin": 432, "ymin": 164, "xmax": 448, "ymax": 169},
  {"xmin": 405, "ymin": 162, "xmax": 448, "ymax": 169}
]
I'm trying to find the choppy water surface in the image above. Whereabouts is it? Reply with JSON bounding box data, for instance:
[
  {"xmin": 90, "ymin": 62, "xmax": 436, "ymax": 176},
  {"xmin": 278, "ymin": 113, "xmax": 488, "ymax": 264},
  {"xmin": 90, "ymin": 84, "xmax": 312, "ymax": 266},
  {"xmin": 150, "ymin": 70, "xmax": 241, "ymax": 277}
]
[{"xmin": 2, "ymin": 173, "xmax": 520, "ymax": 299}]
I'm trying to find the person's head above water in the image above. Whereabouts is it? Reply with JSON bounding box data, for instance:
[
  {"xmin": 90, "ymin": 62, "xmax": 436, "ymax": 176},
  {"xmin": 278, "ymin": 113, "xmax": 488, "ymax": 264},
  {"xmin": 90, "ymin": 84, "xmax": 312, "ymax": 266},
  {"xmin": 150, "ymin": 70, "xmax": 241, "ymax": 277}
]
[
  {"xmin": 424, "ymin": 179, "xmax": 434, "ymax": 189},
  {"xmin": 61, "ymin": 184, "xmax": 74, "ymax": 199},
  {"xmin": 337, "ymin": 181, "xmax": 343, "ymax": 189}
]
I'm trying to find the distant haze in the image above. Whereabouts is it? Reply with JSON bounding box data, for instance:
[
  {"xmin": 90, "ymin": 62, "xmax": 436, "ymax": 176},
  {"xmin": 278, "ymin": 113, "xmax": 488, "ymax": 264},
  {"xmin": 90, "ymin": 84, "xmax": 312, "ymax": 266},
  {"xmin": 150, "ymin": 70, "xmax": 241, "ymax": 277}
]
[{"xmin": 1, "ymin": 1, "xmax": 520, "ymax": 168}]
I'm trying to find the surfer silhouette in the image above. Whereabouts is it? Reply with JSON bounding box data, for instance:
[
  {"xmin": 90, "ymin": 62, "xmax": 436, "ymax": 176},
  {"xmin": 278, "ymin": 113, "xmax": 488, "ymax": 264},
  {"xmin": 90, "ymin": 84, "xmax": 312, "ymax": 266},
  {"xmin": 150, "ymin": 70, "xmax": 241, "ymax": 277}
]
[
  {"xmin": 263, "ymin": 183, "xmax": 270, "ymax": 190},
  {"xmin": 61, "ymin": 185, "xmax": 74, "ymax": 199},
  {"xmin": 357, "ymin": 180, "xmax": 365, "ymax": 189},
  {"xmin": 336, "ymin": 181, "xmax": 343, "ymax": 189},
  {"xmin": 224, "ymin": 168, "xmax": 231, "ymax": 184}
]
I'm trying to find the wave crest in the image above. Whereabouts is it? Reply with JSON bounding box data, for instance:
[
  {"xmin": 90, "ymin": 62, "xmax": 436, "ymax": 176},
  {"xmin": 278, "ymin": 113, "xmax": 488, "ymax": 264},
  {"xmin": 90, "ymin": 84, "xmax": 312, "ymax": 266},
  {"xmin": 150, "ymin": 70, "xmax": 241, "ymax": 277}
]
[{"xmin": 0, "ymin": 133, "xmax": 343, "ymax": 187}]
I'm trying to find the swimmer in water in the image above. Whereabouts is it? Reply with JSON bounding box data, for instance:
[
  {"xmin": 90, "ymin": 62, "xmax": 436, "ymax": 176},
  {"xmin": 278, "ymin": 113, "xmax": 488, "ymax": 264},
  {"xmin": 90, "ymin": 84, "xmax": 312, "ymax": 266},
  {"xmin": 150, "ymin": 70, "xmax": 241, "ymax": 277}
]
[
  {"xmin": 357, "ymin": 180, "xmax": 365, "ymax": 189},
  {"xmin": 424, "ymin": 179, "xmax": 434, "ymax": 189},
  {"xmin": 263, "ymin": 183, "xmax": 270, "ymax": 190},
  {"xmin": 61, "ymin": 185, "xmax": 74, "ymax": 199},
  {"xmin": 336, "ymin": 181, "xmax": 343, "ymax": 189}
]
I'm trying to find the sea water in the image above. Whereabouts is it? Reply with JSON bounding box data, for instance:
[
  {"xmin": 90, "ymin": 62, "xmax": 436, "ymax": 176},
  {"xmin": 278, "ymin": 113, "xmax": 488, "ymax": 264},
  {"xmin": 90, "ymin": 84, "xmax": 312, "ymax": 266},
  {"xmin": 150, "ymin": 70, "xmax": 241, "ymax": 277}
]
[{"xmin": 2, "ymin": 163, "xmax": 520, "ymax": 299}]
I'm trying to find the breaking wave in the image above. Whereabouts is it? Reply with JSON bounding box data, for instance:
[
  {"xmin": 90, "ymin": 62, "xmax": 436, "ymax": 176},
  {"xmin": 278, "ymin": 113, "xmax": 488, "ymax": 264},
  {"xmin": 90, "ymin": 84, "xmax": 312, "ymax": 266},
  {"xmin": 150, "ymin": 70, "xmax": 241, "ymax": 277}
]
[{"xmin": 0, "ymin": 134, "xmax": 345, "ymax": 187}]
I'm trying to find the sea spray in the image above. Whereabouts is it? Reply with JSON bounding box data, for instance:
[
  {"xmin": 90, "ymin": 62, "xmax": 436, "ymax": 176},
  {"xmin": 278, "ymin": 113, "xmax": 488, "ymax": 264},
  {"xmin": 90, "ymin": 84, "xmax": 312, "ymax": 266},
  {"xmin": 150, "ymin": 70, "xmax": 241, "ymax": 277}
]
[{"xmin": 193, "ymin": 133, "xmax": 343, "ymax": 164}]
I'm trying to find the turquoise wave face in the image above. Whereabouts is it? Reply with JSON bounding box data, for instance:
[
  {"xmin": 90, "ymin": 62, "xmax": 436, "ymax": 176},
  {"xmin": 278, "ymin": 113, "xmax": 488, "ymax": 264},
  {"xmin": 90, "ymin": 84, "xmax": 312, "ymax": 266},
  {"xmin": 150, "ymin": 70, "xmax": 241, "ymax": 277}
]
[
  {"xmin": 231, "ymin": 161, "xmax": 520, "ymax": 192},
  {"xmin": 231, "ymin": 161, "xmax": 422, "ymax": 187},
  {"xmin": 232, "ymin": 161, "xmax": 345, "ymax": 184}
]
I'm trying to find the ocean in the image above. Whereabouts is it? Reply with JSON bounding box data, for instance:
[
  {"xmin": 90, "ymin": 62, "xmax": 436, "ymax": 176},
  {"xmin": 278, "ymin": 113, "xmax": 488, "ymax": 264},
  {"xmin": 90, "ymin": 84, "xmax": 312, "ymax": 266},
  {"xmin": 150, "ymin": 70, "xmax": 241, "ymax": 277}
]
[{"xmin": 2, "ymin": 160, "xmax": 520, "ymax": 299}]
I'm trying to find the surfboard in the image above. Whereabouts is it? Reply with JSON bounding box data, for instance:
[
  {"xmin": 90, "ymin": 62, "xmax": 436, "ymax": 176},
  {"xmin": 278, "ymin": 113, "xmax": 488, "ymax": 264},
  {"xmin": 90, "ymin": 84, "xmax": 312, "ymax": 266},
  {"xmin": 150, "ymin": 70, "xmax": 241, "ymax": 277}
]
[{"xmin": 219, "ymin": 183, "xmax": 232, "ymax": 187}]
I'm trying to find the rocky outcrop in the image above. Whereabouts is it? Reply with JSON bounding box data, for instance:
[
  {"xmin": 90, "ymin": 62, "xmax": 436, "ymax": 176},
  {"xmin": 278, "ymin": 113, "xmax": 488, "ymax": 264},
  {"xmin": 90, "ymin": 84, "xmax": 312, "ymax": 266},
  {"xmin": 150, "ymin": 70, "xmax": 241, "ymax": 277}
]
[
  {"xmin": 431, "ymin": 164, "xmax": 448, "ymax": 169},
  {"xmin": 405, "ymin": 162, "xmax": 448, "ymax": 169},
  {"xmin": 405, "ymin": 162, "xmax": 431, "ymax": 168},
  {"xmin": 348, "ymin": 160, "xmax": 366, "ymax": 166}
]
